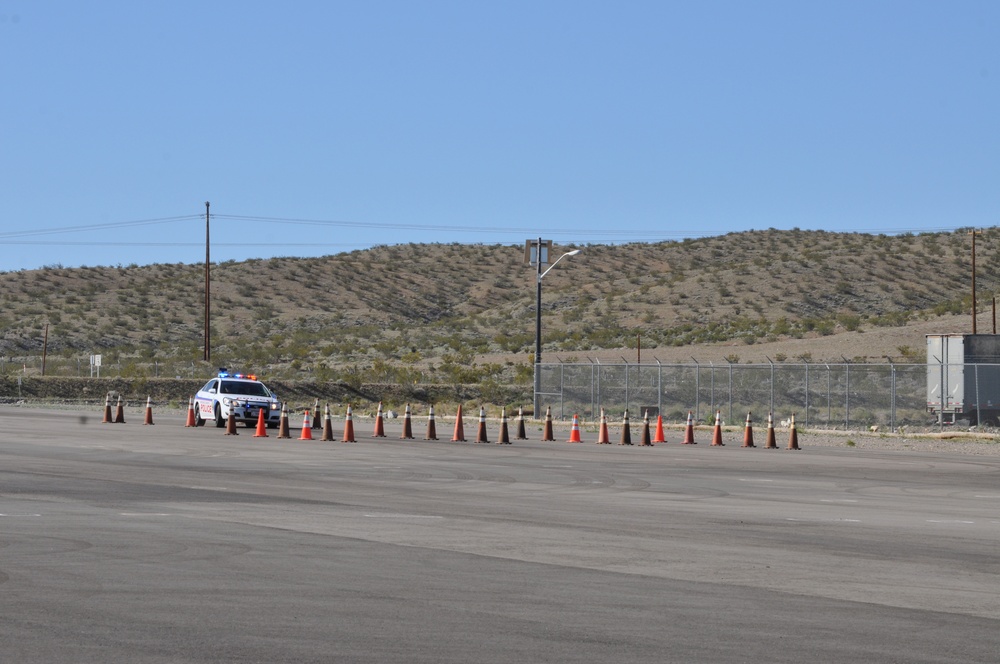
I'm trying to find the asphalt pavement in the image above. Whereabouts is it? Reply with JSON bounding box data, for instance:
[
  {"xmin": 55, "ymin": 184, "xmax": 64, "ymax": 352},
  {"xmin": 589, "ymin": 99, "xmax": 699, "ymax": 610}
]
[{"xmin": 2, "ymin": 406, "xmax": 999, "ymax": 663}]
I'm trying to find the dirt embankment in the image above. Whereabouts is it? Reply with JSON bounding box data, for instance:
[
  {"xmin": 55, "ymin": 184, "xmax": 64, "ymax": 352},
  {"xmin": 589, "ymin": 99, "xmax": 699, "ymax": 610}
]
[{"xmin": 0, "ymin": 376, "xmax": 532, "ymax": 412}]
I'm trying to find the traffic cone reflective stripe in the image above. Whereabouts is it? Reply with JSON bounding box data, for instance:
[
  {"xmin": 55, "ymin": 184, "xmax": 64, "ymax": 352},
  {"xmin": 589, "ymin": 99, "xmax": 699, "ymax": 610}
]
[
  {"xmin": 542, "ymin": 406, "xmax": 555, "ymax": 441},
  {"xmin": 277, "ymin": 403, "xmax": 291, "ymax": 439},
  {"xmin": 515, "ymin": 406, "xmax": 527, "ymax": 440},
  {"xmin": 321, "ymin": 403, "xmax": 334, "ymax": 441},
  {"xmin": 185, "ymin": 396, "xmax": 196, "ymax": 427},
  {"xmin": 476, "ymin": 406, "xmax": 489, "ymax": 443},
  {"xmin": 401, "ymin": 404, "xmax": 414, "ymax": 440},
  {"xmin": 742, "ymin": 411, "xmax": 755, "ymax": 448},
  {"xmin": 143, "ymin": 396, "xmax": 154, "ymax": 425},
  {"xmin": 639, "ymin": 410, "xmax": 652, "ymax": 446},
  {"xmin": 451, "ymin": 405, "xmax": 466, "ymax": 442},
  {"xmin": 425, "ymin": 405, "xmax": 438, "ymax": 440},
  {"xmin": 597, "ymin": 409, "xmax": 611, "ymax": 444},
  {"xmin": 342, "ymin": 404, "xmax": 356, "ymax": 442},
  {"xmin": 497, "ymin": 407, "xmax": 510, "ymax": 444},
  {"xmin": 373, "ymin": 402, "xmax": 386, "ymax": 437},
  {"xmin": 711, "ymin": 410, "xmax": 724, "ymax": 446},
  {"xmin": 765, "ymin": 412, "xmax": 777, "ymax": 449},
  {"xmin": 567, "ymin": 414, "xmax": 583, "ymax": 443},
  {"xmin": 653, "ymin": 414, "xmax": 666, "ymax": 443},
  {"xmin": 787, "ymin": 413, "xmax": 800, "ymax": 450},
  {"xmin": 299, "ymin": 410, "xmax": 313, "ymax": 440},
  {"xmin": 619, "ymin": 410, "xmax": 633, "ymax": 445}
]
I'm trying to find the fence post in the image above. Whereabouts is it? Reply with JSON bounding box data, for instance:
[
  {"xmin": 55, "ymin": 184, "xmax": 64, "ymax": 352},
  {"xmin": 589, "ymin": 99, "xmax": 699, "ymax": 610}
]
[
  {"xmin": 889, "ymin": 361, "xmax": 896, "ymax": 431},
  {"xmin": 656, "ymin": 359, "xmax": 662, "ymax": 415},
  {"xmin": 727, "ymin": 359, "xmax": 734, "ymax": 425},
  {"xmin": 590, "ymin": 360, "xmax": 596, "ymax": 421},
  {"xmin": 804, "ymin": 361, "xmax": 810, "ymax": 426},
  {"xmin": 766, "ymin": 357, "xmax": 775, "ymax": 420},
  {"xmin": 844, "ymin": 359, "xmax": 851, "ymax": 429},
  {"xmin": 692, "ymin": 357, "xmax": 701, "ymax": 422},
  {"xmin": 709, "ymin": 361, "xmax": 716, "ymax": 422},
  {"xmin": 596, "ymin": 359, "xmax": 602, "ymax": 421},
  {"xmin": 624, "ymin": 360, "xmax": 629, "ymax": 418},
  {"xmin": 825, "ymin": 364, "xmax": 832, "ymax": 425},
  {"xmin": 559, "ymin": 362, "xmax": 565, "ymax": 420}
]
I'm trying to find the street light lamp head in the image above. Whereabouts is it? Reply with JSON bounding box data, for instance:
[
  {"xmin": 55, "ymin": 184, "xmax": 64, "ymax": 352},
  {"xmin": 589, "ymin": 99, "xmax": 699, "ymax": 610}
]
[{"xmin": 565, "ymin": 249, "xmax": 581, "ymax": 256}]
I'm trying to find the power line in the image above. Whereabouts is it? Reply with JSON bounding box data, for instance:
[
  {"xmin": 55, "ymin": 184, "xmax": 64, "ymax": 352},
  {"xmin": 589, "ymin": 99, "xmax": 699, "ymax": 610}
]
[{"xmin": 0, "ymin": 215, "xmax": 201, "ymax": 239}]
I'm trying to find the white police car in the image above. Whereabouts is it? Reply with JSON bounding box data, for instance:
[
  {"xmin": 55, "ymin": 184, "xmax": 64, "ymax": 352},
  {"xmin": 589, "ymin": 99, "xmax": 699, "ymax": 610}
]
[{"xmin": 194, "ymin": 370, "xmax": 281, "ymax": 428}]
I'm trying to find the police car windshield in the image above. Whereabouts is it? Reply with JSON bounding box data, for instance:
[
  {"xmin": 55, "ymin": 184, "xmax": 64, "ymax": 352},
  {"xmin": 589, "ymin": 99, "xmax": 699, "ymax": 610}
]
[{"xmin": 221, "ymin": 380, "xmax": 270, "ymax": 397}]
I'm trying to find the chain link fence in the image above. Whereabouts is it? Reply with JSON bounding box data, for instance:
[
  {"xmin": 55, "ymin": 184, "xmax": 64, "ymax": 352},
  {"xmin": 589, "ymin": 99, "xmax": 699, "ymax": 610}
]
[{"xmin": 537, "ymin": 361, "xmax": 944, "ymax": 431}]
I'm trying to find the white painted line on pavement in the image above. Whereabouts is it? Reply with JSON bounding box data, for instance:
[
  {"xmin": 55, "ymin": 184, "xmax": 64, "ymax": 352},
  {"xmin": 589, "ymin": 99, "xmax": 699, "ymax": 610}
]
[
  {"xmin": 364, "ymin": 514, "xmax": 444, "ymax": 519},
  {"xmin": 120, "ymin": 513, "xmax": 172, "ymax": 516},
  {"xmin": 821, "ymin": 499, "xmax": 859, "ymax": 503},
  {"xmin": 926, "ymin": 520, "xmax": 974, "ymax": 524},
  {"xmin": 0, "ymin": 513, "xmax": 42, "ymax": 517}
]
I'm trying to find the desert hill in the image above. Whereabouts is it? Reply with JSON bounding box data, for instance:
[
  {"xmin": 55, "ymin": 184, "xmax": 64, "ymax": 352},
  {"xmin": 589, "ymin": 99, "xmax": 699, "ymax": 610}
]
[{"xmin": 0, "ymin": 227, "xmax": 995, "ymax": 383}]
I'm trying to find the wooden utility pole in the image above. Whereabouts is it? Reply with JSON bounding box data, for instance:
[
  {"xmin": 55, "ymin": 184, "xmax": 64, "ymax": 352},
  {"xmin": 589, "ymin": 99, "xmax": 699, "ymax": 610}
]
[
  {"xmin": 970, "ymin": 229, "xmax": 982, "ymax": 334},
  {"xmin": 204, "ymin": 201, "xmax": 211, "ymax": 362}
]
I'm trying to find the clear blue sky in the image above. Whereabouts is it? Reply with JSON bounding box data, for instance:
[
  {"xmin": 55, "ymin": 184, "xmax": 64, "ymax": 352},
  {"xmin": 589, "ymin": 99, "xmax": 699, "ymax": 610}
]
[{"xmin": 1, "ymin": 1, "xmax": 997, "ymax": 271}]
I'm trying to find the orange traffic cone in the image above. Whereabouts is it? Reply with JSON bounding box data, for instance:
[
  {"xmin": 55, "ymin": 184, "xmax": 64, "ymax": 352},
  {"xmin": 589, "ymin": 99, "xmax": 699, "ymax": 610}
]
[
  {"xmin": 596, "ymin": 408, "xmax": 611, "ymax": 444},
  {"xmin": 277, "ymin": 403, "xmax": 291, "ymax": 439},
  {"xmin": 225, "ymin": 406, "xmax": 239, "ymax": 436},
  {"xmin": 143, "ymin": 396, "xmax": 154, "ymax": 425},
  {"xmin": 373, "ymin": 402, "xmax": 386, "ymax": 437},
  {"xmin": 425, "ymin": 405, "xmax": 438, "ymax": 440},
  {"xmin": 321, "ymin": 403, "xmax": 335, "ymax": 441},
  {"xmin": 711, "ymin": 410, "xmax": 724, "ymax": 446},
  {"xmin": 542, "ymin": 406, "xmax": 555, "ymax": 441},
  {"xmin": 342, "ymin": 404, "xmax": 356, "ymax": 443},
  {"xmin": 253, "ymin": 407, "xmax": 268, "ymax": 438},
  {"xmin": 567, "ymin": 413, "xmax": 583, "ymax": 442},
  {"xmin": 114, "ymin": 395, "xmax": 126, "ymax": 424},
  {"xmin": 682, "ymin": 411, "xmax": 696, "ymax": 444},
  {"xmin": 299, "ymin": 410, "xmax": 313, "ymax": 440},
  {"xmin": 451, "ymin": 404, "xmax": 466, "ymax": 442},
  {"xmin": 787, "ymin": 413, "xmax": 800, "ymax": 450},
  {"xmin": 185, "ymin": 396, "xmax": 196, "ymax": 427},
  {"xmin": 401, "ymin": 403, "xmax": 414, "ymax": 440},
  {"xmin": 639, "ymin": 410, "xmax": 652, "ymax": 446},
  {"xmin": 476, "ymin": 406, "xmax": 489, "ymax": 443},
  {"xmin": 312, "ymin": 399, "xmax": 321, "ymax": 430},
  {"xmin": 653, "ymin": 414, "xmax": 666, "ymax": 443},
  {"xmin": 102, "ymin": 393, "xmax": 113, "ymax": 423},
  {"xmin": 742, "ymin": 411, "xmax": 755, "ymax": 448},
  {"xmin": 497, "ymin": 407, "xmax": 510, "ymax": 444},
  {"xmin": 515, "ymin": 406, "xmax": 527, "ymax": 440},
  {"xmin": 764, "ymin": 412, "xmax": 777, "ymax": 449},
  {"xmin": 619, "ymin": 410, "xmax": 633, "ymax": 445}
]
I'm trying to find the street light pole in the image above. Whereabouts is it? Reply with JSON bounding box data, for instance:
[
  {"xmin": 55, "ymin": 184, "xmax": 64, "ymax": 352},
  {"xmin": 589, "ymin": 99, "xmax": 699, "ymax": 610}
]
[
  {"xmin": 532, "ymin": 242, "xmax": 581, "ymax": 418},
  {"xmin": 535, "ymin": 239, "xmax": 543, "ymax": 416}
]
